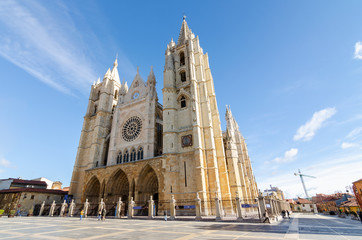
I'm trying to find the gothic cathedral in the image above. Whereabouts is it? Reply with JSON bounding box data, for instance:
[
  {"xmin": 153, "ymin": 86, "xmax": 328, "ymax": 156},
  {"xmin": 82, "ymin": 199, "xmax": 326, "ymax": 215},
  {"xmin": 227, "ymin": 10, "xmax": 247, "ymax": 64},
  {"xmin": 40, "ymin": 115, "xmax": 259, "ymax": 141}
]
[{"xmin": 69, "ymin": 19, "xmax": 258, "ymax": 216}]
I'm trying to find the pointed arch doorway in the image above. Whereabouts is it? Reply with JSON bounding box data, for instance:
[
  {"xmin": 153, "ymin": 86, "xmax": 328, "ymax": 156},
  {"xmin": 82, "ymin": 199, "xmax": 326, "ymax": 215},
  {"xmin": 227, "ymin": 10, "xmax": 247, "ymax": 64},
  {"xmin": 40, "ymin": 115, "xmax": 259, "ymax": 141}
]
[
  {"xmin": 137, "ymin": 165, "xmax": 159, "ymax": 216},
  {"xmin": 106, "ymin": 169, "xmax": 129, "ymax": 216}
]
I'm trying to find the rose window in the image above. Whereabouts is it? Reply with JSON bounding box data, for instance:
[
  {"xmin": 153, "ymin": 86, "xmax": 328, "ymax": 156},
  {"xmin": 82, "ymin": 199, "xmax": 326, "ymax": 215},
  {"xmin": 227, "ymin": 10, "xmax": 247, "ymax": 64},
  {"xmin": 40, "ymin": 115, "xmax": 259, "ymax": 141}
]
[{"xmin": 122, "ymin": 116, "xmax": 142, "ymax": 142}]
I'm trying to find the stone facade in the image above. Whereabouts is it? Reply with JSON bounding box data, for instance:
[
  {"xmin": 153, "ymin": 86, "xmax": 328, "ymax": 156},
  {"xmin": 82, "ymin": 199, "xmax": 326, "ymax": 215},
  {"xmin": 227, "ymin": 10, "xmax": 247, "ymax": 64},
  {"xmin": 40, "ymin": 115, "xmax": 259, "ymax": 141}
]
[{"xmin": 69, "ymin": 19, "xmax": 258, "ymax": 216}]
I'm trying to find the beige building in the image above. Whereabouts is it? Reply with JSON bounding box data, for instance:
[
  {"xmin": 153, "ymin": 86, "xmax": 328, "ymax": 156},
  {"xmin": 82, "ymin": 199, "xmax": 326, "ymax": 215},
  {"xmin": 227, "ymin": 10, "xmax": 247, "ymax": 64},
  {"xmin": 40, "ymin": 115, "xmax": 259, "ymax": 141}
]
[{"xmin": 69, "ymin": 18, "xmax": 258, "ymax": 216}]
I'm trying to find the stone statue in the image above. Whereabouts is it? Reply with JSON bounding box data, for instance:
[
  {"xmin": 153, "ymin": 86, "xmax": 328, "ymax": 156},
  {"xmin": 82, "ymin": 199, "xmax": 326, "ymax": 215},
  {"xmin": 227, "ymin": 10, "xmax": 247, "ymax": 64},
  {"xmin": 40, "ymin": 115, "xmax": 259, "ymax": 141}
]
[
  {"xmin": 195, "ymin": 192, "xmax": 202, "ymax": 220},
  {"xmin": 83, "ymin": 199, "xmax": 90, "ymax": 218},
  {"xmin": 148, "ymin": 195, "xmax": 154, "ymax": 218},
  {"xmin": 68, "ymin": 199, "xmax": 76, "ymax": 217},
  {"xmin": 170, "ymin": 195, "xmax": 176, "ymax": 220},
  {"xmin": 116, "ymin": 197, "xmax": 123, "ymax": 218},
  {"xmin": 60, "ymin": 200, "xmax": 68, "ymax": 217},
  {"xmin": 98, "ymin": 198, "xmax": 105, "ymax": 214},
  {"xmin": 128, "ymin": 197, "xmax": 135, "ymax": 219},
  {"xmin": 38, "ymin": 201, "xmax": 45, "ymax": 216},
  {"xmin": 49, "ymin": 200, "xmax": 56, "ymax": 217}
]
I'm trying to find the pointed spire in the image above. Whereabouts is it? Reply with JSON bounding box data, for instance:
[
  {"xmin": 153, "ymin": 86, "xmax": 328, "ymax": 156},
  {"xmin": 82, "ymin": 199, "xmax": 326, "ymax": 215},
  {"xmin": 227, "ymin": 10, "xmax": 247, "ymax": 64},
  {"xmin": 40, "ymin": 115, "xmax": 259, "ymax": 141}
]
[
  {"xmin": 147, "ymin": 66, "xmax": 156, "ymax": 85},
  {"xmin": 104, "ymin": 68, "xmax": 111, "ymax": 80},
  {"xmin": 111, "ymin": 58, "xmax": 120, "ymax": 84},
  {"xmin": 120, "ymin": 79, "xmax": 129, "ymax": 95},
  {"xmin": 177, "ymin": 16, "xmax": 192, "ymax": 46},
  {"xmin": 96, "ymin": 77, "xmax": 101, "ymax": 84}
]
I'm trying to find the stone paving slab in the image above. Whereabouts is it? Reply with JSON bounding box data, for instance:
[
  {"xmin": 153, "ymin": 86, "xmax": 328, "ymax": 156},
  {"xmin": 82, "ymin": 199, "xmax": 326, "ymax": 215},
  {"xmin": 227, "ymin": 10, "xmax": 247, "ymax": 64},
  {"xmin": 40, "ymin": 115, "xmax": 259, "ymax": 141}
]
[{"xmin": 0, "ymin": 213, "xmax": 362, "ymax": 239}]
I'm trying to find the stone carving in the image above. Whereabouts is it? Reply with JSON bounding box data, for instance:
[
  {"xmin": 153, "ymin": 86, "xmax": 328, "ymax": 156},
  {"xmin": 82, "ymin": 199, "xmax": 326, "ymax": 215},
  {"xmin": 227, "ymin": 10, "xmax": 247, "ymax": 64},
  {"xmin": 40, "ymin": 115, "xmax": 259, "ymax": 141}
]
[
  {"xmin": 128, "ymin": 197, "xmax": 135, "ymax": 218},
  {"xmin": 68, "ymin": 199, "xmax": 76, "ymax": 217},
  {"xmin": 38, "ymin": 201, "xmax": 45, "ymax": 216},
  {"xmin": 49, "ymin": 200, "xmax": 56, "ymax": 217},
  {"xmin": 83, "ymin": 199, "xmax": 90, "ymax": 218},
  {"xmin": 170, "ymin": 195, "xmax": 176, "ymax": 220},
  {"xmin": 60, "ymin": 200, "xmax": 68, "ymax": 217},
  {"xmin": 116, "ymin": 197, "xmax": 123, "ymax": 218},
  {"xmin": 148, "ymin": 196, "xmax": 154, "ymax": 219}
]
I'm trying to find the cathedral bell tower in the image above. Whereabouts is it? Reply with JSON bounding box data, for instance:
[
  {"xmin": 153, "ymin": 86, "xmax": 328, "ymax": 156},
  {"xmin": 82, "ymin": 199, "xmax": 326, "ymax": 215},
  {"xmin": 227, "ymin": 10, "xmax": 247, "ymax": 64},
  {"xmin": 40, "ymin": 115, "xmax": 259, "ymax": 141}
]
[
  {"xmin": 162, "ymin": 18, "xmax": 232, "ymax": 213},
  {"xmin": 69, "ymin": 59, "xmax": 121, "ymax": 201}
]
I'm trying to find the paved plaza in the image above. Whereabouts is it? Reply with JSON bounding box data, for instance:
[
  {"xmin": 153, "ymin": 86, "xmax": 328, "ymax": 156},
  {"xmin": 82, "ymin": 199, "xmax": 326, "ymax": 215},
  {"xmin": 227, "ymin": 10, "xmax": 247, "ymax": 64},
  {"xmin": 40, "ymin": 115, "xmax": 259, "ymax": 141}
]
[{"xmin": 0, "ymin": 213, "xmax": 361, "ymax": 240}]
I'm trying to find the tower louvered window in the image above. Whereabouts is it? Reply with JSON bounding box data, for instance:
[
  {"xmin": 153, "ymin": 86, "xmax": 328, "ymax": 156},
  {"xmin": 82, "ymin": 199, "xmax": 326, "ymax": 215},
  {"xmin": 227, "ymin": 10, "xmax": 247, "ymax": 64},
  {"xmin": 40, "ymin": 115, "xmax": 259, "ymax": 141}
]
[{"xmin": 180, "ymin": 52, "xmax": 185, "ymax": 66}]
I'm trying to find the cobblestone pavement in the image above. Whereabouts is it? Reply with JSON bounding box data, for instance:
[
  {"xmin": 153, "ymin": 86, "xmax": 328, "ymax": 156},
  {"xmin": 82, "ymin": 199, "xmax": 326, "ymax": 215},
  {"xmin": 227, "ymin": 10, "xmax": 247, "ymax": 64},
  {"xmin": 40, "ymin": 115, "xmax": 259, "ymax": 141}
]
[{"xmin": 0, "ymin": 213, "xmax": 361, "ymax": 239}]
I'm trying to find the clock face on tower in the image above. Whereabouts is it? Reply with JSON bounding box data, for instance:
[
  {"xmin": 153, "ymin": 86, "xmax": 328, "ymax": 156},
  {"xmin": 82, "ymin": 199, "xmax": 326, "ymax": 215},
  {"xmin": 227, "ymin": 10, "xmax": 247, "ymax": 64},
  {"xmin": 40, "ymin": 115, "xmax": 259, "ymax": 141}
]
[{"xmin": 122, "ymin": 116, "xmax": 142, "ymax": 142}]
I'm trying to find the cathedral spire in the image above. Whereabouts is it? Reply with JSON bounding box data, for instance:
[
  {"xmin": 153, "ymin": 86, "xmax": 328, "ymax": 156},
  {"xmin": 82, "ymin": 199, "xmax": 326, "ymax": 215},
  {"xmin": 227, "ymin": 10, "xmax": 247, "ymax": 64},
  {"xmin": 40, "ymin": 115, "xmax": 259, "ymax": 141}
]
[
  {"xmin": 147, "ymin": 66, "xmax": 156, "ymax": 85},
  {"xmin": 104, "ymin": 68, "xmax": 111, "ymax": 80},
  {"xmin": 177, "ymin": 16, "xmax": 193, "ymax": 46},
  {"xmin": 111, "ymin": 58, "xmax": 121, "ymax": 84}
]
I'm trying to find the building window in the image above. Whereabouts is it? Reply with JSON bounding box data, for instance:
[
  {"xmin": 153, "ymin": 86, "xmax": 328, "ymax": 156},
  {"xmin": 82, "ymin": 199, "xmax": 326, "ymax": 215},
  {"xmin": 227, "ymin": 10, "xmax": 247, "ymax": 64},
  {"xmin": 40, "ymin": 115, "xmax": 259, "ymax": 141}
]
[
  {"xmin": 130, "ymin": 148, "xmax": 136, "ymax": 162},
  {"xmin": 124, "ymin": 150, "xmax": 129, "ymax": 163},
  {"xmin": 97, "ymin": 91, "xmax": 100, "ymax": 98},
  {"xmin": 115, "ymin": 90, "xmax": 118, "ymax": 99},
  {"xmin": 180, "ymin": 96, "xmax": 186, "ymax": 108},
  {"xmin": 180, "ymin": 71, "xmax": 186, "ymax": 82},
  {"xmin": 31, "ymin": 195, "xmax": 34, "ymax": 200},
  {"xmin": 137, "ymin": 147, "xmax": 144, "ymax": 160},
  {"xmin": 94, "ymin": 105, "xmax": 97, "ymax": 115},
  {"xmin": 117, "ymin": 151, "xmax": 122, "ymax": 164},
  {"xmin": 47, "ymin": 196, "xmax": 50, "ymax": 200},
  {"xmin": 180, "ymin": 52, "xmax": 185, "ymax": 66}
]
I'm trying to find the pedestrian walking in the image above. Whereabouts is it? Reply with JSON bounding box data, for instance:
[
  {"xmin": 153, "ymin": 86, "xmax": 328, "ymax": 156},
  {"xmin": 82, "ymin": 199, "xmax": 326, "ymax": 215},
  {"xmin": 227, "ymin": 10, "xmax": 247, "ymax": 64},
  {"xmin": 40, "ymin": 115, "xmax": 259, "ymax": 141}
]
[
  {"xmin": 358, "ymin": 211, "xmax": 362, "ymax": 224},
  {"xmin": 97, "ymin": 210, "xmax": 102, "ymax": 221},
  {"xmin": 286, "ymin": 210, "xmax": 290, "ymax": 219},
  {"xmin": 80, "ymin": 210, "xmax": 84, "ymax": 220},
  {"xmin": 281, "ymin": 210, "xmax": 286, "ymax": 218},
  {"xmin": 164, "ymin": 210, "xmax": 167, "ymax": 221},
  {"xmin": 102, "ymin": 208, "xmax": 106, "ymax": 221}
]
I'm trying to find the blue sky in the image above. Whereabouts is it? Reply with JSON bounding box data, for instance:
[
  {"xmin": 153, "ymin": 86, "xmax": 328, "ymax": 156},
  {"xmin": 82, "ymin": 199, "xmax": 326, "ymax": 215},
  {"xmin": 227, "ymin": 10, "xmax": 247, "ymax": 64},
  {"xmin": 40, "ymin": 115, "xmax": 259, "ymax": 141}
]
[{"xmin": 0, "ymin": 0, "xmax": 361, "ymax": 198}]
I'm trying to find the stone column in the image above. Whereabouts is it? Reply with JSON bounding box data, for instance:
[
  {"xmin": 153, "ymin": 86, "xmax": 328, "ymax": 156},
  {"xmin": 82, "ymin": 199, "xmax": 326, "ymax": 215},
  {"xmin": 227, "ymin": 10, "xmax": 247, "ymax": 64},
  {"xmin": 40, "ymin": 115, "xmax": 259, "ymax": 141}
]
[
  {"xmin": 116, "ymin": 197, "xmax": 123, "ymax": 218},
  {"xmin": 170, "ymin": 195, "xmax": 176, "ymax": 220},
  {"xmin": 235, "ymin": 193, "xmax": 243, "ymax": 221},
  {"xmin": 215, "ymin": 192, "xmax": 222, "ymax": 221},
  {"xmin": 39, "ymin": 201, "xmax": 45, "ymax": 216},
  {"xmin": 195, "ymin": 192, "xmax": 202, "ymax": 221},
  {"xmin": 128, "ymin": 197, "xmax": 135, "ymax": 219},
  {"xmin": 49, "ymin": 200, "xmax": 56, "ymax": 216},
  {"xmin": 83, "ymin": 199, "xmax": 90, "ymax": 218},
  {"xmin": 60, "ymin": 200, "xmax": 67, "ymax": 217},
  {"xmin": 148, "ymin": 196, "xmax": 154, "ymax": 219}
]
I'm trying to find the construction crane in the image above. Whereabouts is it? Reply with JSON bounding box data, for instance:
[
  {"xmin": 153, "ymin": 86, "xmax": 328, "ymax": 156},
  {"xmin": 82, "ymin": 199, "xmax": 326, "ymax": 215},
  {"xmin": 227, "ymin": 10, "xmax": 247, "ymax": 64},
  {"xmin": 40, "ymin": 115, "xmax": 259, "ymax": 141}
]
[{"xmin": 294, "ymin": 169, "xmax": 316, "ymax": 199}]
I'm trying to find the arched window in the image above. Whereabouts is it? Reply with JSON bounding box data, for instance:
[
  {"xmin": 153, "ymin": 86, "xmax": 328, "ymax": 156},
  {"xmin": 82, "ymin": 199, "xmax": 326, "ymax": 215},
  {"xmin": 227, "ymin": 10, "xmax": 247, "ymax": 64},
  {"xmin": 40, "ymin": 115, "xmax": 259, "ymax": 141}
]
[
  {"xmin": 131, "ymin": 148, "xmax": 136, "ymax": 162},
  {"xmin": 180, "ymin": 96, "xmax": 186, "ymax": 108},
  {"xmin": 124, "ymin": 150, "xmax": 129, "ymax": 163},
  {"xmin": 112, "ymin": 105, "xmax": 115, "ymax": 114},
  {"xmin": 117, "ymin": 151, "xmax": 122, "ymax": 164},
  {"xmin": 180, "ymin": 52, "xmax": 185, "ymax": 66},
  {"xmin": 180, "ymin": 71, "xmax": 186, "ymax": 83},
  {"xmin": 115, "ymin": 90, "xmax": 118, "ymax": 100},
  {"xmin": 94, "ymin": 105, "xmax": 97, "ymax": 114},
  {"xmin": 137, "ymin": 147, "xmax": 143, "ymax": 160}
]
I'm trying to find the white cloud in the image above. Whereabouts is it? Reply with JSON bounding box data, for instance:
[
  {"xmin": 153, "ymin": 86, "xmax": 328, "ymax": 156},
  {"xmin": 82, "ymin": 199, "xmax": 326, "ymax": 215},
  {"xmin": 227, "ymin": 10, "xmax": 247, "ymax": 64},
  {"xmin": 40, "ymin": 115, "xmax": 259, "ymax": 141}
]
[
  {"xmin": 293, "ymin": 107, "xmax": 336, "ymax": 141},
  {"xmin": 346, "ymin": 127, "xmax": 362, "ymax": 140},
  {"xmin": 0, "ymin": 158, "xmax": 11, "ymax": 167},
  {"xmin": 0, "ymin": 1, "xmax": 100, "ymax": 95},
  {"xmin": 354, "ymin": 42, "xmax": 362, "ymax": 59},
  {"xmin": 341, "ymin": 142, "xmax": 359, "ymax": 149},
  {"xmin": 272, "ymin": 148, "xmax": 298, "ymax": 163},
  {"xmin": 258, "ymin": 153, "xmax": 362, "ymax": 198}
]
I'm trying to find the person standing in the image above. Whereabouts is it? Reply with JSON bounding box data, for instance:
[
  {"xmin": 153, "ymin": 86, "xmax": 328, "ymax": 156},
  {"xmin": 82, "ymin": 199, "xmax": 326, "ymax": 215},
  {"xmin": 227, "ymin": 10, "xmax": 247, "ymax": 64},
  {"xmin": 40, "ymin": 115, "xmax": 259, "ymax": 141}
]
[
  {"xmin": 80, "ymin": 210, "xmax": 84, "ymax": 221},
  {"xmin": 98, "ymin": 210, "xmax": 102, "ymax": 221},
  {"xmin": 164, "ymin": 210, "xmax": 167, "ymax": 221},
  {"xmin": 102, "ymin": 208, "xmax": 106, "ymax": 221}
]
